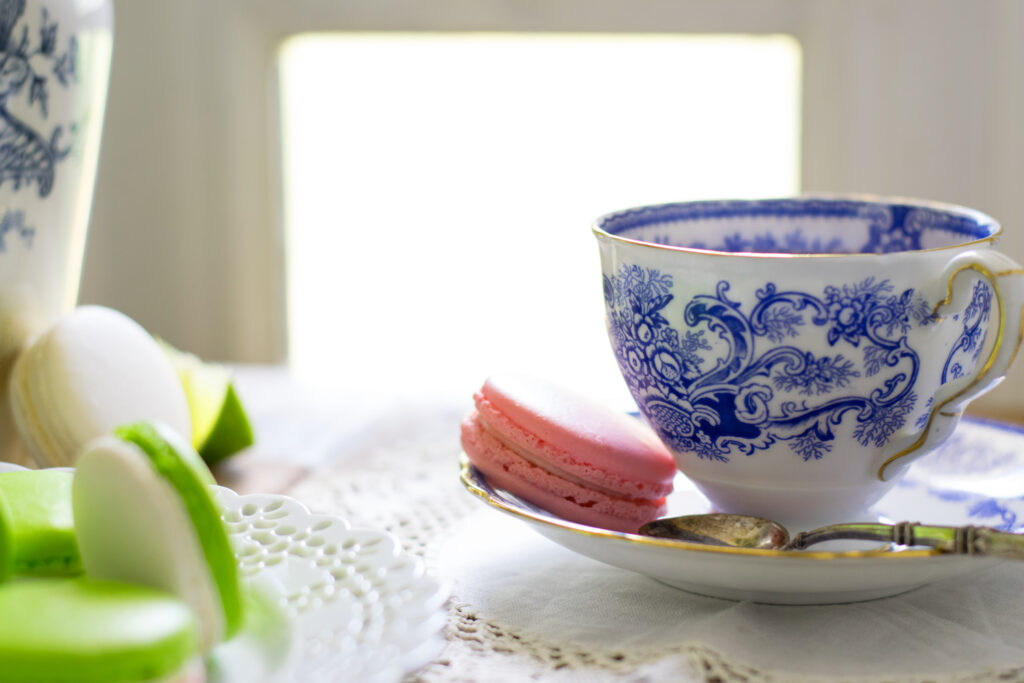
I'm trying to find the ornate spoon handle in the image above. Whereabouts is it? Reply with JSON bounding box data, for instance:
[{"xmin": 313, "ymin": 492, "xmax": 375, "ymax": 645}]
[{"xmin": 787, "ymin": 521, "xmax": 1024, "ymax": 558}]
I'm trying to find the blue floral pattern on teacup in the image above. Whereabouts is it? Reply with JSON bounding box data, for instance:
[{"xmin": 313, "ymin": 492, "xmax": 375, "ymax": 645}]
[
  {"xmin": 687, "ymin": 213, "xmax": 936, "ymax": 255},
  {"xmin": 606, "ymin": 199, "xmax": 997, "ymax": 255},
  {"xmin": 898, "ymin": 420, "xmax": 1024, "ymax": 532},
  {"xmin": 942, "ymin": 280, "xmax": 992, "ymax": 384},
  {"xmin": 603, "ymin": 265, "xmax": 945, "ymax": 463}
]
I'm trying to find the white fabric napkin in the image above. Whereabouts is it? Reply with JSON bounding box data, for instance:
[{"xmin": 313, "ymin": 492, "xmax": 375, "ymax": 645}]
[{"xmin": 437, "ymin": 507, "xmax": 1024, "ymax": 681}]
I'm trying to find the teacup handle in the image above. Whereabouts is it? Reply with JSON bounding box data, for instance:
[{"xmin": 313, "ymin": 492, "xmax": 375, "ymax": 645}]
[{"xmin": 877, "ymin": 249, "xmax": 1024, "ymax": 481}]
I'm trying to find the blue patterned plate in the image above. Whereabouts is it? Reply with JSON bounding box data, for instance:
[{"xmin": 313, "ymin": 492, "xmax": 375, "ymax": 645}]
[{"xmin": 460, "ymin": 417, "xmax": 1024, "ymax": 604}]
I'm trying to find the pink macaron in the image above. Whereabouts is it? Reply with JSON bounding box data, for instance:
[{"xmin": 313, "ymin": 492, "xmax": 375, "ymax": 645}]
[{"xmin": 460, "ymin": 374, "xmax": 676, "ymax": 533}]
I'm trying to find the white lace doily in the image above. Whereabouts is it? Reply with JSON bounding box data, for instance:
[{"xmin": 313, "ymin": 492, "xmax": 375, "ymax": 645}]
[
  {"xmin": 289, "ymin": 404, "xmax": 1024, "ymax": 683},
  {"xmin": 215, "ymin": 487, "xmax": 447, "ymax": 683}
]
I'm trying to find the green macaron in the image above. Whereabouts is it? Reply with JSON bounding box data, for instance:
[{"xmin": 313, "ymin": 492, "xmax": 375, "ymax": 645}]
[
  {"xmin": 0, "ymin": 489, "xmax": 12, "ymax": 583},
  {"xmin": 0, "ymin": 577, "xmax": 198, "ymax": 683},
  {"xmin": 73, "ymin": 420, "xmax": 242, "ymax": 652},
  {"xmin": 0, "ymin": 470, "xmax": 81, "ymax": 576}
]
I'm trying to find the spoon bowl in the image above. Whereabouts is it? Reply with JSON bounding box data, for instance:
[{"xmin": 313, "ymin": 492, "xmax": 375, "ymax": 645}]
[{"xmin": 639, "ymin": 513, "xmax": 790, "ymax": 550}]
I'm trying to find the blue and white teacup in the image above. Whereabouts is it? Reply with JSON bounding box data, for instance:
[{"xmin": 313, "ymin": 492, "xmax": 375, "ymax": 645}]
[{"xmin": 594, "ymin": 196, "xmax": 1024, "ymax": 528}]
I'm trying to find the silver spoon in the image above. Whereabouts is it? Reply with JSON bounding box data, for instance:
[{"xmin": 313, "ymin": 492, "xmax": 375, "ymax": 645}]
[{"xmin": 639, "ymin": 513, "xmax": 1024, "ymax": 558}]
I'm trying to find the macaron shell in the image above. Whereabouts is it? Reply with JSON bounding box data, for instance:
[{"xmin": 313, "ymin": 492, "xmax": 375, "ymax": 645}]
[
  {"xmin": 462, "ymin": 413, "xmax": 666, "ymax": 533},
  {"xmin": 162, "ymin": 658, "xmax": 206, "ymax": 683},
  {"xmin": 476, "ymin": 374, "xmax": 676, "ymax": 498},
  {"xmin": 0, "ymin": 470, "xmax": 80, "ymax": 576},
  {"xmin": 114, "ymin": 421, "xmax": 242, "ymax": 639},
  {"xmin": 0, "ymin": 577, "xmax": 198, "ymax": 683},
  {"xmin": 73, "ymin": 433, "xmax": 230, "ymax": 652},
  {"xmin": 0, "ymin": 291, "xmax": 46, "ymax": 468},
  {"xmin": 0, "ymin": 489, "xmax": 12, "ymax": 582},
  {"xmin": 9, "ymin": 306, "xmax": 192, "ymax": 467}
]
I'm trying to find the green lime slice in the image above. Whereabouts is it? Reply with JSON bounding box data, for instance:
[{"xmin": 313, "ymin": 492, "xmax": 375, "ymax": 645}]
[{"xmin": 159, "ymin": 341, "xmax": 254, "ymax": 465}]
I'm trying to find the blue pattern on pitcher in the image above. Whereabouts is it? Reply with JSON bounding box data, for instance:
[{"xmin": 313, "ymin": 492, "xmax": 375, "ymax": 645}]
[
  {"xmin": 604, "ymin": 265, "xmax": 937, "ymax": 463},
  {"xmin": 0, "ymin": 208, "xmax": 32, "ymax": 250},
  {"xmin": 0, "ymin": 0, "xmax": 78, "ymax": 200}
]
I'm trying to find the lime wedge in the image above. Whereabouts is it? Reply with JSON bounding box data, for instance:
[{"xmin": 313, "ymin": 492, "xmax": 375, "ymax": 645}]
[{"xmin": 159, "ymin": 342, "xmax": 254, "ymax": 465}]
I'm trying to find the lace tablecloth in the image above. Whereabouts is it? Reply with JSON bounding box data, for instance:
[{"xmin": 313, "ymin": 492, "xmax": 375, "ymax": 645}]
[{"xmin": 237, "ymin": 370, "xmax": 1024, "ymax": 683}]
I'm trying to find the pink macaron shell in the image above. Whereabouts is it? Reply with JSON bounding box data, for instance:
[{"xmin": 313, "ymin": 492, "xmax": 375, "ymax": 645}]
[
  {"xmin": 475, "ymin": 374, "xmax": 676, "ymax": 499},
  {"xmin": 461, "ymin": 413, "xmax": 666, "ymax": 533}
]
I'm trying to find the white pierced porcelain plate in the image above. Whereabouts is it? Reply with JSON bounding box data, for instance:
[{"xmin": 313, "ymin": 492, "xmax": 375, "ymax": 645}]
[
  {"xmin": 212, "ymin": 488, "xmax": 448, "ymax": 682},
  {"xmin": 460, "ymin": 417, "xmax": 1024, "ymax": 605}
]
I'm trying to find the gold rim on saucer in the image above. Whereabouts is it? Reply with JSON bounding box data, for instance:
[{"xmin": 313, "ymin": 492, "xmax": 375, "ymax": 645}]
[{"xmin": 459, "ymin": 455, "xmax": 940, "ymax": 561}]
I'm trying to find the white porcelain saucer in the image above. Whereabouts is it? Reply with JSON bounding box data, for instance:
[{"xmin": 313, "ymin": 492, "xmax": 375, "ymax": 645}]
[{"xmin": 460, "ymin": 417, "xmax": 1024, "ymax": 605}]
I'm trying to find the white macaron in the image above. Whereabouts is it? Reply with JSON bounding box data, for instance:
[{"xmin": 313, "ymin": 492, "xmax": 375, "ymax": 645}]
[{"xmin": 8, "ymin": 306, "xmax": 192, "ymax": 467}]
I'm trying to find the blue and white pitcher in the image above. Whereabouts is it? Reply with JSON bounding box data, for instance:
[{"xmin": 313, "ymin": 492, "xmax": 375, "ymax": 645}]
[{"xmin": 0, "ymin": 0, "xmax": 112, "ymax": 463}]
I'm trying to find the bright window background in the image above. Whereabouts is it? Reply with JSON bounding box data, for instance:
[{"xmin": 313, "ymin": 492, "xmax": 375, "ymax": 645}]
[{"xmin": 279, "ymin": 33, "xmax": 801, "ymax": 406}]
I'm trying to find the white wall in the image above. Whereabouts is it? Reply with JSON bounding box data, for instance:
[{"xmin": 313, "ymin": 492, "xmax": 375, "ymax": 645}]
[{"xmin": 79, "ymin": 0, "xmax": 1024, "ymax": 418}]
